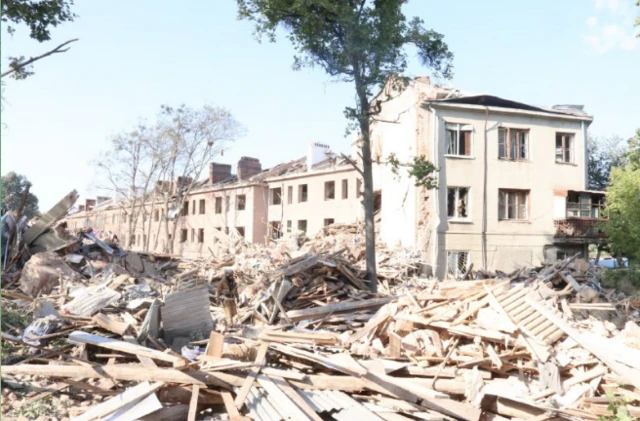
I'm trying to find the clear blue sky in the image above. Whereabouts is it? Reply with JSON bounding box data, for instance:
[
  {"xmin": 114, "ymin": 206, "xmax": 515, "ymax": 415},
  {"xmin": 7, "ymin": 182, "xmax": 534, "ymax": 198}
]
[{"xmin": 2, "ymin": 0, "xmax": 639, "ymax": 210}]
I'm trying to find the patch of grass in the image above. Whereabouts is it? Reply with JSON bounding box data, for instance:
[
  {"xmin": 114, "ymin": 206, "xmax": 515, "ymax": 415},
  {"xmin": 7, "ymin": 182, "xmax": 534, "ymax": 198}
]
[
  {"xmin": 8, "ymin": 397, "xmax": 55, "ymax": 419},
  {"xmin": 598, "ymin": 390, "xmax": 634, "ymax": 421},
  {"xmin": 601, "ymin": 266, "xmax": 640, "ymax": 298},
  {"xmin": 0, "ymin": 302, "xmax": 31, "ymax": 330}
]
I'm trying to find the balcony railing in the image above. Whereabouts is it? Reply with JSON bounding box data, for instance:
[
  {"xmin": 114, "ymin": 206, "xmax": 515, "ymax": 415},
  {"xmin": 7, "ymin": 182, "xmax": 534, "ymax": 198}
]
[{"xmin": 553, "ymin": 218, "xmax": 608, "ymax": 239}]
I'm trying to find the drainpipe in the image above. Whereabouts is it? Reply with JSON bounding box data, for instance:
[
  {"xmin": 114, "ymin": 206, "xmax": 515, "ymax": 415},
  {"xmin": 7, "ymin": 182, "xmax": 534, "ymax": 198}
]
[
  {"xmin": 582, "ymin": 121, "xmax": 588, "ymax": 190},
  {"xmin": 429, "ymin": 106, "xmax": 440, "ymax": 276}
]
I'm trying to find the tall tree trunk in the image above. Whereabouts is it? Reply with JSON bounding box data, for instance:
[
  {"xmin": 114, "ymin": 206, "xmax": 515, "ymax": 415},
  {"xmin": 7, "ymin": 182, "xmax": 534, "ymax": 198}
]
[
  {"xmin": 353, "ymin": 72, "xmax": 377, "ymax": 292},
  {"xmin": 162, "ymin": 196, "xmax": 171, "ymax": 253}
]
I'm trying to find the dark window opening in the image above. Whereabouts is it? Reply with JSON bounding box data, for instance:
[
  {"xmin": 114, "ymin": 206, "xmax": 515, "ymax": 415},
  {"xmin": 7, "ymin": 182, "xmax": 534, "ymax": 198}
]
[
  {"xmin": 298, "ymin": 184, "xmax": 308, "ymax": 203},
  {"xmin": 297, "ymin": 220, "xmax": 307, "ymax": 234},
  {"xmin": 180, "ymin": 229, "xmax": 187, "ymax": 243},
  {"xmin": 237, "ymin": 227, "xmax": 245, "ymax": 238},
  {"xmin": 324, "ymin": 218, "xmax": 335, "ymax": 227},
  {"xmin": 198, "ymin": 228, "xmax": 204, "ymax": 243},
  {"xmin": 215, "ymin": 197, "xmax": 222, "ymax": 214},
  {"xmin": 199, "ymin": 199, "xmax": 205, "ymax": 214},
  {"xmin": 447, "ymin": 187, "xmax": 469, "ymax": 219},
  {"xmin": 498, "ymin": 128, "xmax": 529, "ymax": 161},
  {"xmin": 271, "ymin": 188, "xmax": 282, "ymax": 205},
  {"xmin": 324, "ymin": 181, "xmax": 335, "ymax": 200},
  {"xmin": 237, "ymin": 194, "xmax": 246, "ymax": 211}
]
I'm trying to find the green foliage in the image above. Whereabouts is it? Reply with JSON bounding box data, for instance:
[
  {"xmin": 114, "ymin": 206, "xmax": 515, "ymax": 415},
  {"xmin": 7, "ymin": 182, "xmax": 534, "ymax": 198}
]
[
  {"xmin": 1, "ymin": 303, "xmax": 31, "ymax": 330},
  {"xmin": 387, "ymin": 153, "xmax": 438, "ymax": 188},
  {"xmin": 9, "ymin": 397, "xmax": 55, "ymax": 419},
  {"xmin": 602, "ymin": 139, "xmax": 640, "ymax": 262},
  {"xmin": 1, "ymin": 171, "xmax": 41, "ymax": 218},
  {"xmin": 588, "ymin": 135, "xmax": 628, "ymax": 191},
  {"xmin": 598, "ymin": 390, "xmax": 634, "ymax": 421}
]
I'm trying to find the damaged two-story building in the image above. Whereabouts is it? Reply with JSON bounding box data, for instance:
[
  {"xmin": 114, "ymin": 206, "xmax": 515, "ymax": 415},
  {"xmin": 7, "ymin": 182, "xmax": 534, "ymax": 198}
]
[{"xmin": 66, "ymin": 77, "xmax": 604, "ymax": 278}]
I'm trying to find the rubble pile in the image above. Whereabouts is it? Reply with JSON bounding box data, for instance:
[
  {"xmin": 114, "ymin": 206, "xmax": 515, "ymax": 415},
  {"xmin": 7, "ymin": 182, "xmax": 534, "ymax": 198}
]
[{"xmin": 2, "ymin": 194, "xmax": 640, "ymax": 420}]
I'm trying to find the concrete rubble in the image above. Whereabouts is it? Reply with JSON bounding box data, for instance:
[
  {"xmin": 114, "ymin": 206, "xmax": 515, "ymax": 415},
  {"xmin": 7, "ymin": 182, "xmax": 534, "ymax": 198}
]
[{"xmin": 1, "ymin": 194, "xmax": 640, "ymax": 420}]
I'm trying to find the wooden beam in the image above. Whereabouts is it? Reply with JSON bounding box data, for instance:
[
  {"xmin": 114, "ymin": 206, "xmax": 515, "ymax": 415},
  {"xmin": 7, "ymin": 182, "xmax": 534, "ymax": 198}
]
[
  {"xmin": 73, "ymin": 381, "xmax": 163, "ymax": 421},
  {"xmin": 286, "ymin": 297, "xmax": 395, "ymax": 322},
  {"xmin": 187, "ymin": 385, "xmax": 200, "ymax": 421},
  {"xmin": 234, "ymin": 342, "xmax": 269, "ymax": 408}
]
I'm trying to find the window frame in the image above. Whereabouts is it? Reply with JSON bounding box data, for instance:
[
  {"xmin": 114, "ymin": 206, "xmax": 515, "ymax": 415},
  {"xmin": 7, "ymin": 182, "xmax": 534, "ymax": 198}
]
[
  {"xmin": 324, "ymin": 180, "xmax": 335, "ymax": 201},
  {"xmin": 446, "ymin": 250, "xmax": 470, "ymax": 279},
  {"xmin": 199, "ymin": 199, "xmax": 205, "ymax": 214},
  {"xmin": 341, "ymin": 179, "xmax": 348, "ymax": 199},
  {"xmin": 236, "ymin": 194, "xmax": 246, "ymax": 211},
  {"xmin": 498, "ymin": 127, "xmax": 530, "ymax": 161},
  {"xmin": 555, "ymin": 132, "xmax": 575, "ymax": 164},
  {"xmin": 324, "ymin": 218, "xmax": 335, "ymax": 227},
  {"xmin": 445, "ymin": 123, "xmax": 474, "ymax": 158},
  {"xmin": 198, "ymin": 228, "xmax": 204, "ymax": 243},
  {"xmin": 297, "ymin": 219, "xmax": 307, "ymax": 234},
  {"xmin": 446, "ymin": 186, "xmax": 471, "ymax": 221},
  {"xmin": 270, "ymin": 187, "xmax": 282, "ymax": 205},
  {"xmin": 498, "ymin": 189, "xmax": 530, "ymax": 221},
  {"xmin": 298, "ymin": 184, "xmax": 308, "ymax": 203},
  {"xmin": 214, "ymin": 197, "xmax": 222, "ymax": 214}
]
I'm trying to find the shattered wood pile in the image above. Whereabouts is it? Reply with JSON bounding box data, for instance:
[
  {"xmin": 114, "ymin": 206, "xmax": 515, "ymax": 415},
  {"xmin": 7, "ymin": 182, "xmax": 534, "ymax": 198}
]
[{"xmin": 2, "ymin": 223, "xmax": 640, "ymax": 420}]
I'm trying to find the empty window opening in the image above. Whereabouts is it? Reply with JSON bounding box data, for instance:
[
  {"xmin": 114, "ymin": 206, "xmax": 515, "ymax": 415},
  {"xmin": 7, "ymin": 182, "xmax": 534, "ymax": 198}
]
[
  {"xmin": 236, "ymin": 194, "xmax": 246, "ymax": 211},
  {"xmin": 297, "ymin": 220, "xmax": 307, "ymax": 234},
  {"xmin": 198, "ymin": 228, "xmax": 204, "ymax": 243},
  {"xmin": 324, "ymin": 181, "xmax": 335, "ymax": 200},
  {"xmin": 182, "ymin": 201, "xmax": 189, "ymax": 216},
  {"xmin": 498, "ymin": 128, "xmax": 529, "ymax": 160},
  {"xmin": 556, "ymin": 251, "xmax": 568, "ymax": 261},
  {"xmin": 199, "ymin": 199, "xmax": 205, "ymax": 214},
  {"xmin": 342, "ymin": 179, "xmax": 348, "ymax": 199},
  {"xmin": 373, "ymin": 191, "xmax": 382, "ymax": 213},
  {"xmin": 192, "ymin": 200, "xmax": 196, "ymax": 215},
  {"xmin": 215, "ymin": 197, "xmax": 222, "ymax": 214},
  {"xmin": 269, "ymin": 221, "xmax": 282, "ymax": 239},
  {"xmin": 180, "ymin": 229, "xmax": 187, "ymax": 243},
  {"xmin": 286, "ymin": 220, "xmax": 292, "ymax": 233},
  {"xmin": 498, "ymin": 189, "xmax": 529, "ymax": 220},
  {"xmin": 447, "ymin": 251, "xmax": 470, "ymax": 279},
  {"xmin": 298, "ymin": 184, "xmax": 308, "ymax": 203},
  {"xmin": 129, "ymin": 235, "xmax": 135, "ymax": 247},
  {"xmin": 224, "ymin": 227, "xmax": 229, "ymax": 235},
  {"xmin": 287, "ymin": 186, "xmax": 293, "ymax": 204},
  {"xmin": 143, "ymin": 234, "xmax": 147, "ymax": 247},
  {"xmin": 446, "ymin": 124, "xmax": 472, "ymax": 156},
  {"xmin": 556, "ymin": 133, "xmax": 574, "ymax": 163},
  {"xmin": 154, "ymin": 209, "xmax": 159, "ymax": 221},
  {"xmin": 270, "ymin": 188, "xmax": 282, "ymax": 205},
  {"xmin": 237, "ymin": 227, "xmax": 245, "ymax": 238},
  {"xmin": 191, "ymin": 228, "xmax": 195, "ymax": 243},
  {"xmin": 324, "ymin": 218, "xmax": 335, "ymax": 227},
  {"xmin": 447, "ymin": 187, "xmax": 469, "ymax": 219}
]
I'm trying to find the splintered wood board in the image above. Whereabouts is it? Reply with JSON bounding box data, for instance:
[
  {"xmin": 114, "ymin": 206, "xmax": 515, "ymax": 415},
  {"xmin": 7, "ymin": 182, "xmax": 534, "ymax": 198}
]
[{"xmin": 493, "ymin": 285, "xmax": 564, "ymax": 345}]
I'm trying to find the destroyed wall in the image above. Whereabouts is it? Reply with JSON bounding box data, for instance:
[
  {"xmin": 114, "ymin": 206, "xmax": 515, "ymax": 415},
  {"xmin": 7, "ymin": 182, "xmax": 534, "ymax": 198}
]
[
  {"xmin": 430, "ymin": 105, "xmax": 589, "ymax": 277},
  {"xmin": 266, "ymin": 166, "xmax": 362, "ymax": 239}
]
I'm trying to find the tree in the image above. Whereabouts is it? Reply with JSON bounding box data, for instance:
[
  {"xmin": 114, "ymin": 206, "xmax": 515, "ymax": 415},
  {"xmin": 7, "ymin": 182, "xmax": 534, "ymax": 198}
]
[
  {"xmin": 587, "ymin": 135, "xmax": 628, "ymax": 190},
  {"xmin": 237, "ymin": 0, "xmax": 452, "ymax": 290},
  {"xmin": 2, "ymin": 0, "xmax": 78, "ymax": 80},
  {"xmin": 155, "ymin": 104, "xmax": 244, "ymax": 254},
  {"xmin": 1, "ymin": 171, "xmax": 40, "ymax": 219}
]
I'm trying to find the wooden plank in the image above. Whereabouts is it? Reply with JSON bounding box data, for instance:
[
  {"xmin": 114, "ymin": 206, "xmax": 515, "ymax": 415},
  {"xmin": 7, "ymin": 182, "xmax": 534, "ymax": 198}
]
[
  {"xmin": 388, "ymin": 331, "xmax": 402, "ymax": 358},
  {"xmin": 73, "ymin": 381, "xmax": 163, "ymax": 421},
  {"xmin": 158, "ymin": 386, "xmax": 223, "ymax": 405},
  {"xmin": 122, "ymin": 335, "xmax": 157, "ymax": 368},
  {"xmin": 103, "ymin": 393, "xmax": 162, "ymax": 421},
  {"xmin": 286, "ymin": 297, "xmax": 395, "ymax": 322},
  {"xmin": 267, "ymin": 376, "xmax": 323, "ymax": 421},
  {"xmin": 187, "ymin": 385, "xmax": 200, "ymax": 421},
  {"xmin": 347, "ymin": 304, "xmax": 390, "ymax": 344},
  {"xmin": 205, "ymin": 331, "xmax": 224, "ymax": 358},
  {"xmin": 486, "ymin": 344, "xmax": 503, "ymax": 370},
  {"xmin": 93, "ymin": 313, "xmax": 130, "ymax": 336},
  {"xmin": 221, "ymin": 391, "xmax": 250, "ymax": 421},
  {"xmin": 234, "ymin": 342, "xmax": 269, "ymax": 408},
  {"xmin": 261, "ymin": 367, "xmax": 306, "ymax": 381},
  {"xmin": 1, "ymin": 364, "xmax": 232, "ymax": 387},
  {"xmin": 139, "ymin": 404, "xmax": 189, "ymax": 421},
  {"xmin": 336, "ymin": 262, "xmax": 369, "ymax": 290},
  {"xmin": 256, "ymin": 375, "xmax": 311, "ymax": 420},
  {"xmin": 68, "ymin": 331, "xmax": 182, "ymax": 365},
  {"xmin": 278, "ymin": 255, "xmax": 318, "ymax": 277},
  {"xmin": 23, "ymin": 189, "xmax": 78, "ymax": 244}
]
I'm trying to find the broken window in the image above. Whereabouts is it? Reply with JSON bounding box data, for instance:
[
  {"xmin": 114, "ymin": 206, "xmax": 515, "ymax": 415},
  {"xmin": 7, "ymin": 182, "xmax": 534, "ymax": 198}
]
[
  {"xmin": 191, "ymin": 228, "xmax": 195, "ymax": 242},
  {"xmin": 324, "ymin": 218, "xmax": 334, "ymax": 227},
  {"xmin": 154, "ymin": 209, "xmax": 159, "ymax": 222},
  {"xmin": 447, "ymin": 187, "xmax": 469, "ymax": 219},
  {"xmin": 298, "ymin": 184, "xmax": 308, "ymax": 203},
  {"xmin": 198, "ymin": 228, "xmax": 204, "ymax": 243},
  {"xmin": 446, "ymin": 124, "xmax": 472, "ymax": 156},
  {"xmin": 192, "ymin": 200, "xmax": 196, "ymax": 215},
  {"xmin": 286, "ymin": 220, "xmax": 292, "ymax": 233},
  {"xmin": 447, "ymin": 251, "xmax": 469, "ymax": 279},
  {"xmin": 199, "ymin": 199, "xmax": 205, "ymax": 214},
  {"xmin": 342, "ymin": 179, "xmax": 348, "ymax": 199},
  {"xmin": 324, "ymin": 181, "xmax": 335, "ymax": 200},
  {"xmin": 498, "ymin": 189, "xmax": 529, "ymax": 220},
  {"xmin": 287, "ymin": 186, "xmax": 293, "ymax": 204},
  {"xmin": 556, "ymin": 251, "xmax": 568, "ymax": 261},
  {"xmin": 236, "ymin": 194, "xmax": 246, "ymax": 211},
  {"xmin": 237, "ymin": 227, "xmax": 245, "ymax": 238},
  {"xmin": 270, "ymin": 188, "xmax": 282, "ymax": 205},
  {"xmin": 498, "ymin": 128, "xmax": 529, "ymax": 161},
  {"xmin": 356, "ymin": 179, "xmax": 363, "ymax": 198},
  {"xmin": 215, "ymin": 197, "xmax": 222, "ymax": 214},
  {"xmin": 182, "ymin": 201, "xmax": 189, "ymax": 216},
  {"xmin": 297, "ymin": 220, "xmax": 307, "ymax": 234},
  {"xmin": 556, "ymin": 133, "xmax": 574, "ymax": 163},
  {"xmin": 269, "ymin": 221, "xmax": 282, "ymax": 239},
  {"xmin": 180, "ymin": 229, "xmax": 187, "ymax": 243}
]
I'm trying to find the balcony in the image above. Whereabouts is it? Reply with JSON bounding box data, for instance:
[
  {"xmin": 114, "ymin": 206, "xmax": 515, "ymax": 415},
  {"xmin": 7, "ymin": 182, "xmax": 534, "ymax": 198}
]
[{"xmin": 553, "ymin": 217, "xmax": 608, "ymax": 243}]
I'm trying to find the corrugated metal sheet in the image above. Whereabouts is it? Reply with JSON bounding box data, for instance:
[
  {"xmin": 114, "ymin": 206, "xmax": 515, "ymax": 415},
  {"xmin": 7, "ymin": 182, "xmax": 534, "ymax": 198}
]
[{"xmin": 297, "ymin": 389, "xmax": 387, "ymax": 421}]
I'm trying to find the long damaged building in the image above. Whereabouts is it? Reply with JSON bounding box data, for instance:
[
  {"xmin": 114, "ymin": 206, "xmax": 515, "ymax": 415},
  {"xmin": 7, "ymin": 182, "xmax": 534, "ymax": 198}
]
[{"xmin": 66, "ymin": 78, "xmax": 606, "ymax": 279}]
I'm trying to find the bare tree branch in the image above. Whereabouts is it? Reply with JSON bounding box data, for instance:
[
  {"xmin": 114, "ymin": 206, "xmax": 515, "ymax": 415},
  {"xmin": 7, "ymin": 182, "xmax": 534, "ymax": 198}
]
[{"xmin": 2, "ymin": 38, "xmax": 79, "ymax": 79}]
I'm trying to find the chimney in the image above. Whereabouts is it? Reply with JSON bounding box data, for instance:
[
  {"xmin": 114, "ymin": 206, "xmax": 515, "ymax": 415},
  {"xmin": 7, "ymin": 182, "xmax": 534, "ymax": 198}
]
[
  {"xmin": 172, "ymin": 177, "xmax": 193, "ymax": 195},
  {"xmin": 155, "ymin": 180, "xmax": 171, "ymax": 194},
  {"xmin": 79, "ymin": 205, "xmax": 86, "ymax": 212},
  {"xmin": 209, "ymin": 163, "xmax": 232, "ymax": 184},
  {"xmin": 96, "ymin": 196, "xmax": 110, "ymax": 205},
  {"xmin": 237, "ymin": 157, "xmax": 262, "ymax": 180},
  {"xmin": 85, "ymin": 199, "xmax": 96, "ymax": 211},
  {"xmin": 307, "ymin": 142, "xmax": 330, "ymax": 171}
]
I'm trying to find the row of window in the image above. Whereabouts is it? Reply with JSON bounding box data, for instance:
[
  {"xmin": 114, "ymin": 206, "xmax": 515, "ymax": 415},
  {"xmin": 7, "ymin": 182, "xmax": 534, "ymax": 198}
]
[
  {"xmin": 446, "ymin": 124, "xmax": 576, "ymax": 164},
  {"xmin": 447, "ymin": 187, "xmax": 529, "ymax": 221},
  {"xmin": 177, "ymin": 226, "xmax": 247, "ymax": 244},
  {"xmin": 270, "ymin": 179, "xmax": 362, "ymax": 205}
]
